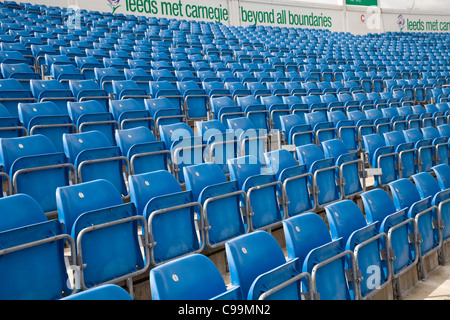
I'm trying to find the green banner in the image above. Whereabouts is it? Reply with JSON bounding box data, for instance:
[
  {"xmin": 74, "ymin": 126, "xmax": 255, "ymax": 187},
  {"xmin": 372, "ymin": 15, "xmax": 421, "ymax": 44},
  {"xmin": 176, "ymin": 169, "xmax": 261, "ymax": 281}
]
[{"xmin": 346, "ymin": 0, "xmax": 378, "ymax": 6}]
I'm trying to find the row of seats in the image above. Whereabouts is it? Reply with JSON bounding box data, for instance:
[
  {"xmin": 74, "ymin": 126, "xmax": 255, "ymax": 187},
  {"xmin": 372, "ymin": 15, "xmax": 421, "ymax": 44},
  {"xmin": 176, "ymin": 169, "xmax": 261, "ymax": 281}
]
[{"xmin": 3, "ymin": 160, "xmax": 449, "ymax": 299}]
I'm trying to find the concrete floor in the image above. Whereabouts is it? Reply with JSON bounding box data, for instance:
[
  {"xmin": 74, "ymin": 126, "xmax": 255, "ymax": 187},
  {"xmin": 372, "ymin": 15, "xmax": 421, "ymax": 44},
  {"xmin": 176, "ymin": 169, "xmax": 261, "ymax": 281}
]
[{"xmin": 402, "ymin": 263, "xmax": 450, "ymax": 300}]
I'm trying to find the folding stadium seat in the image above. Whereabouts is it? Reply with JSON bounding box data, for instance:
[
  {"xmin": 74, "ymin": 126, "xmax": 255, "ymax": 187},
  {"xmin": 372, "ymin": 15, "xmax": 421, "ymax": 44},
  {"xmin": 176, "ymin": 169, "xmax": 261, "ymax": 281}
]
[
  {"xmin": 75, "ymin": 56, "xmax": 103, "ymax": 80},
  {"xmin": 431, "ymin": 164, "xmax": 450, "ymax": 256},
  {"xmin": 17, "ymin": 101, "xmax": 77, "ymax": 153},
  {"xmin": 283, "ymin": 211, "xmax": 361, "ymax": 300},
  {"xmin": 424, "ymin": 104, "xmax": 447, "ymax": 127},
  {"xmin": 150, "ymin": 253, "xmax": 241, "ymax": 300},
  {"xmin": 403, "ymin": 128, "xmax": 436, "ymax": 173},
  {"xmin": 62, "ymin": 130, "xmax": 129, "ymax": 199},
  {"xmin": 0, "ymin": 50, "xmax": 28, "ymax": 65},
  {"xmin": 94, "ymin": 67, "xmax": 126, "ymax": 97},
  {"xmin": 159, "ymin": 122, "xmax": 205, "ymax": 184},
  {"xmin": 177, "ymin": 80, "xmax": 210, "ymax": 120},
  {"xmin": 115, "ymin": 126, "xmax": 171, "ymax": 176},
  {"xmin": 225, "ymin": 230, "xmax": 311, "ymax": 300},
  {"xmin": 363, "ymin": 132, "xmax": 400, "ymax": 187},
  {"xmin": 50, "ymin": 64, "xmax": 85, "ymax": 89},
  {"xmin": 364, "ymin": 108, "xmax": 391, "ymax": 135},
  {"xmin": 1, "ymin": 62, "xmax": 41, "ymax": 92},
  {"xmin": 68, "ymin": 79, "xmax": 110, "ymax": 111},
  {"xmin": 0, "ymin": 134, "xmax": 75, "ymax": 214},
  {"xmin": 326, "ymin": 111, "xmax": 359, "ymax": 152},
  {"xmin": 128, "ymin": 170, "xmax": 203, "ymax": 265},
  {"xmin": 196, "ymin": 120, "xmax": 239, "ymax": 175},
  {"xmin": 183, "ymin": 162, "xmax": 247, "ymax": 248},
  {"xmin": 29, "ymin": 79, "xmax": 76, "ymax": 115},
  {"xmin": 296, "ymin": 143, "xmax": 341, "ymax": 207},
  {"xmin": 264, "ymin": 149, "xmax": 315, "ymax": 217},
  {"xmin": 360, "ymin": 187, "xmax": 418, "ymax": 298},
  {"xmin": 109, "ymin": 98, "xmax": 153, "ymax": 131},
  {"xmin": 234, "ymin": 95, "xmax": 269, "ymax": 131},
  {"xmin": 227, "ymin": 116, "xmax": 269, "ymax": 162},
  {"xmin": 282, "ymin": 95, "xmax": 309, "ymax": 116},
  {"xmin": 67, "ymin": 100, "xmax": 119, "ymax": 145},
  {"xmin": 227, "ymin": 155, "xmax": 283, "ymax": 231},
  {"xmin": 325, "ymin": 200, "xmax": 391, "ymax": 299},
  {"xmin": 111, "ymin": 79, "xmax": 149, "ymax": 104},
  {"xmin": 210, "ymin": 96, "xmax": 244, "ymax": 125},
  {"xmin": 30, "ymin": 44, "xmax": 57, "ymax": 70},
  {"xmin": 0, "ymin": 214, "xmax": 76, "ymax": 299},
  {"xmin": 410, "ymin": 105, "xmax": 434, "ymax": 128},
  {"xmin": 61, "ymin": 284, "xmax": 133, "ymax": 300},
  {"xmin": 260, "ymin": 95, "xmax": 291, "ymax": 132},
  {"xmin": 55, "ymin": 179, "xmax": 148, "ymax": 294},
  {"xmin": 149, "ymin": 80, "xmax": 183, "ymax": 113},
  {"xmin": 304, "ymin": 111, "xmax": 337, "ymax": 146},
  {"xmin": 389, "ymin": 175, "xmax": 442, "ymax": 279},
  {"xmin": 421, "ymin": 126, "xmax": 450, "ymax": 166},
  {"xmin": 322, "ymin": 139, "xmax": 365, "ymax": 199},
  {"xmin": 396, "ymin": 105, "xmax": 422, "ymax": 130},
  {"xmin": 0, "ymin": 102, "xmax": 27, "ymax": 139},
  {"xmin": 279, "ymin": 113, "xmax": 314, "ymax": 148}
]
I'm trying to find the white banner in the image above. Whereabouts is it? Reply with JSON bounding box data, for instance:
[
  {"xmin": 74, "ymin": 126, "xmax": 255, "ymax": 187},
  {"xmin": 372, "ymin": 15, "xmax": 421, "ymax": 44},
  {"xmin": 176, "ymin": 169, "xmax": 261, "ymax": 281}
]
[{"xmin": 14, "ymin": 0, "xmax": 450, "ymax": 34}]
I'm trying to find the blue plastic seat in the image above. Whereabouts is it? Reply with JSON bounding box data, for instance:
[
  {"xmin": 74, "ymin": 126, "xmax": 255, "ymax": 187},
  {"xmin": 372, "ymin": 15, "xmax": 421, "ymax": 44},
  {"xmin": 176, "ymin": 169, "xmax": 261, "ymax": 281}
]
[
  {"xmin": 225, "ymin": 230, "xmax": 308, "ymax": 300},
  {"xmin": 61, "ymin": 284, "xmax": 133, "ymax": 300},
  {"xmin": 279, "ymin": 113, "xmax": 313, "ymax": 147},
  {"xmin": 0, "ymin": 193, "xmax": 47, "ymax": 232},
  {"xmin": 183, "ymin": 162, "xmax": 246, "ymax": 247},
  {"xmin": 235, "ymin": 95, "xmax": 269, "ymax": 131},
  {"xmin": 67, "ymin": 100, "xmax": 119, "ymax": 145},
  {"xmin": 159, "ymin": 122, "xmax": 204, "ymax": 184},
  {"xmin": 227, "ymin": 155, "xmax": 282, "ymax": 231},
  {"xmin": 1, "ymin": 62, "xmax": 40, "ymax": 90},
  {"xmin": 94, "ymin": 67, "xmax": 125, "ymax": 96},
  {"xmin": 360, "ymin": 187, "xmax": 417, "ymax": 298},
  {"xmin": 17, "ymin": 101, "xmax": 77, "ymax": 152},
  {"xmin": 296, "ymin": 143, "xmax": 341, "ymax": 207},
  {"xmin": 227, "ymin": 116, "xmax": 267, "ymax": 163},
  {"xmin": 363, "ymin": 133, "xmax": 398, "ymax": 187},
  {"xmin": 149, "ymin": 80, "xmax": 183, "ymax": 112},
  {"xmin": 177, "ymin": 80, "xmax": 209, "ymax": 120},
  {"xmin": 196, "ymin": 120, "xmax": 238, "ymax": 174},
  {"xmin": 264, "ymin": 148, "xmax": 314, "ymax": 217},
  {"xmin": 383, "ymin": 130, "xmax": 417, "ymax": 179},
  {"xmin": 128, "ymin": 170, "xmax": 203, "ymax": 265},
  {"xmin": 116, "ymin": 126, "xmax": 170, "ymax": 175},
  {"xmin": 50, "ymin": 64, "xmax": 85, "ymax": 89},
  {"xmin": 56, "ymin": 179, "xmax": 148, "ymax": 292},
  {"xmin": 150, "ymin": 253, "xmax": 241, "ymax": 300},
  {"xmin": 389, "ymin": 175, "xmax": 442, "ymax": 279},
  {"xmin": 69, "ymin": 79, "xmax": 109, "ymax": 111},
  {"xmin": 62, "ymin": 130, "xmax": 129, "ymax": 199},
  {"xmin": 124, "ymin": 68, "xmax": 152, "ymax": 94},
  {"xmin": 210, "ymin": 96, "xmax": 244, "ymax": 124},
  {"xmin": 29, "ymin": 79, "xmax": 76, "ymax": 115},
  {"xmin": 260, "ymin": 95, "xmax": 291, "ymax": 131},
  {"xmin": 0, "ymin": 134, "xmax": 75, "ymax": 214},
  {"xmin": 0, "ymin": 218, "xmax": 75, "ymax": 299},
  {"xmin": 75, "ymin": 56, "xmax": 103, "ymax": 80},
  {"xmin": 0, "ymin": 78, "xmax": 37, "ymax": 117},
  {"xmin": 304, "ymin": 111, "xmax": 337, "ymax": 146},
  {"xmin": 322, "ymin": 138, "xmax": 364, "ymax": 198},
  {"xmin": 403, "ymin": 128, "xmax": 435, "ymax": 173},
  {"xmin": 109, "ymin": 98, "xmax": 153, "ymax": 131},
  {"xmin": 422, "ymin": 126, "xmax": 450, "ymax": 166},
  {"xmin": 0, "ymin": 102, "xmax": 27, "ymax": 138},
  {"xmin": 111, "ymin": 79, "xmax": 149, "ymax": 103},
  {"xmin": 144, "ymin": 97, "xmax": 184, "ymax": 133},
  {"xmin": 325, "ymin": 200, "xmax": 389, "ymax": 299}
]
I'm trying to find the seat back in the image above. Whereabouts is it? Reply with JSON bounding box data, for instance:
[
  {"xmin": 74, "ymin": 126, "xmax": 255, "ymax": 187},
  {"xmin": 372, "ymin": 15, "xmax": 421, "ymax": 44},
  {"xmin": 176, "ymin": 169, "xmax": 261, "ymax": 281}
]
[
  {"xmin": 150, "ymin": 254, "xmax": 231, "ymax": 300},
  {"xmin": 225, "ymin": 231, "xmax": 297, "ymax": 299}
]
